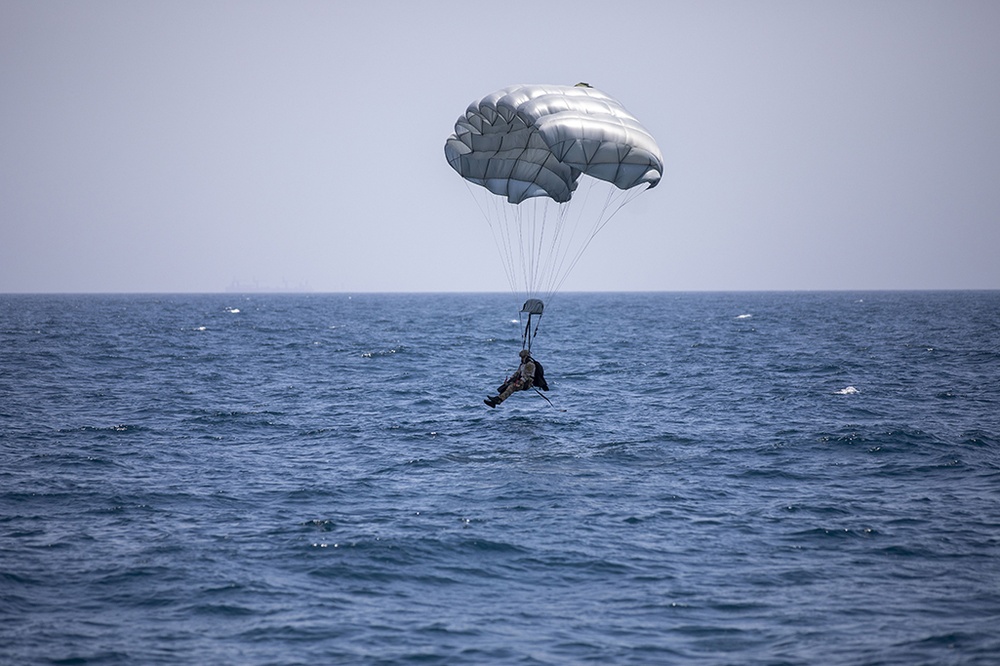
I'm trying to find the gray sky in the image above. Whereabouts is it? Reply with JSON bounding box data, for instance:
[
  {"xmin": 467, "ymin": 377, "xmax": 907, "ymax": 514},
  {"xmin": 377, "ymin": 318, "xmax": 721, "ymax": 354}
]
[{"xmin": 2, "ymin": 1, "xmax": 998, "ymax": 293}]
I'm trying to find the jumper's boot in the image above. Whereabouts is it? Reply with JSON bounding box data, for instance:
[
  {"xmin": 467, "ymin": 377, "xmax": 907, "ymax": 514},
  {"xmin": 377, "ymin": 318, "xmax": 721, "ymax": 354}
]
[{"xmin": 484, "ymin": 396, "xmax": 499, "ymax": 408}]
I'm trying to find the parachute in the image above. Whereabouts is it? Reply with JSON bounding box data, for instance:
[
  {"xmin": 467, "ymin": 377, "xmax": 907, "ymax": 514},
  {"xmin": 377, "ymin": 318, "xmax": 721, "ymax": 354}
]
[{"xmin": 445, "ymin": 83, "xmax": 662, "ymax": 349}]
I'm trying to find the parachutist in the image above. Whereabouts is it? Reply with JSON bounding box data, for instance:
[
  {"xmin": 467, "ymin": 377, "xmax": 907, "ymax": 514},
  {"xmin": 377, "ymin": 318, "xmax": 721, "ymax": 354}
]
[
  {"xmin": 445, "ymin": 84, "xmax": 659, "ymax": 408},
  {"xmin": 485, "ymin": 349, "xmax": 548, "ymax": 408}
]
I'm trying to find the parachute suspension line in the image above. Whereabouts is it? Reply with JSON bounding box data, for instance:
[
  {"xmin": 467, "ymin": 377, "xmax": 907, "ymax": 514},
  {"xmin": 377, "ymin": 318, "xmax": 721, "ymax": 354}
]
[
  {"xmin": 503, "ymin": 201, "xmax": 518, "ymax": 297},
  {"xmin": 466, "ymin": 181, "xmax": 518, "ymax": 295},
  {"xmin": 538, "ymin": 177, "xmax": 601, "ymax": 301},
  {"xmin": 538, "ymin": 197, "xmax": 571, "ymax": 301},
  {"xmin": 534, "ymin": 203, "xmax": 554, "ymax": 300},
  {"xmin": 552, "ymin": 182, "xmax": 649, "ymax": 295},
  {"xmin": 499, "ymin": 193, "xmax": 521, "ymax": 294},
  {"xmin": 592, "ymin": 181, "xmax": 645, "ymax": 237},
  {"xmin": 467, "ymin": 178, "xmax": 648, "ymax": 305},
  {"xmin": 523, "ymin": 200, "xmax": 534, "ymax": 299},
  {"xmin": 522, "ymin": 200, "xmax": 536, "ymax": 300},
  {"xmin": 512, "ymin": 147, "xmax": 550, "ymax": 303},
  {"xmin": 549, "ymin": 201, "xmax": 576, "ymax": 302},
  {"xmin": 510, "ymin": 190, "xmax": 577, "ymax": 308},
  {"xmin": 518, "ymin": 197, "xmax": 549, "ymax": 304},
  {"xmin": 532, "ymin": 196, "xmax": 555, "ymax": 301}
]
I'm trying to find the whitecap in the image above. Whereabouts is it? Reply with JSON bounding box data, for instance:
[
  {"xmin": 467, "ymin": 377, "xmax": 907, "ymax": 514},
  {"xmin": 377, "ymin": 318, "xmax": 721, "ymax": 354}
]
[
  {"xmin": 362, "ymin": 348, "xmax": 400, "ymax": 358},
  {"xmin": 736, "ymin": 314, "xmax": 752, "ymax": 319},
  {"xmin": 226, "ymin": 307, "xmax": 241, "ymax": 314},
  {"xmin": 195, "ymin": 326, "xmax": 207, "ymax": 331},
  {"xmin": 835, "ymin": 386, "xmax": 859, "ymax": 395}
]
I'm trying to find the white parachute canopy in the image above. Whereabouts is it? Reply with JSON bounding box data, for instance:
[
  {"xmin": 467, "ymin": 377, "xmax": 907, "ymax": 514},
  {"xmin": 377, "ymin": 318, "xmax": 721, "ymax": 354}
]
[{"xmin": 445, "ymin": 83, "xmax": 663, "ymax": 303}]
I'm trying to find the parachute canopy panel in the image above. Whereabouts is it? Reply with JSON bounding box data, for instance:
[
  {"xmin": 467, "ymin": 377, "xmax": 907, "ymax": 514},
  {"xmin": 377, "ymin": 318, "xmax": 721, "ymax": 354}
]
[
  {"xmin": 521, "ymin": 299, "xmax": 544, "ymax": 315},
  {"xmin": 445, "ymin": 84, "xmax": 663, "ymax": 204}
]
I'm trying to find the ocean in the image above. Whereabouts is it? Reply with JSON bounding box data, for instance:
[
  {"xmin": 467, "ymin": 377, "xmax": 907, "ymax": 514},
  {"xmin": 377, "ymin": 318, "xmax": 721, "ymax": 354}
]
[{"xmin": 2, "ymin": 291, "xmax": 998, "ymax": 665}]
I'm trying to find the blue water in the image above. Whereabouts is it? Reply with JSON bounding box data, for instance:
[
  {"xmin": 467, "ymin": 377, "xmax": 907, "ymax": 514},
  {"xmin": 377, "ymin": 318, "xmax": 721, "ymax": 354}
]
[{"xmin": 2, "ymin": 292, "xmax": 999, "ymax": 665}]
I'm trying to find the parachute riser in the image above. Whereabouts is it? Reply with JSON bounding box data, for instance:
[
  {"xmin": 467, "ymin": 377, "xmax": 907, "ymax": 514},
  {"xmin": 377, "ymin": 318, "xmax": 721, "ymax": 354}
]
[
  {"xmin": 519, "ymin": 299, "xmax": 544, "ymax": 353},
  {"xmin": 521, "ymin": 312, "xmax": 542, "ymax": 352}
]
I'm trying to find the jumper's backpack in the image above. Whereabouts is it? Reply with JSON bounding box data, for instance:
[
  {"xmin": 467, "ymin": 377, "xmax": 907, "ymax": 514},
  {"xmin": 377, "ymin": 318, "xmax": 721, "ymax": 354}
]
[{"xmin": 532, "ymin": 358, "xmax": 549, "ymax": 391}]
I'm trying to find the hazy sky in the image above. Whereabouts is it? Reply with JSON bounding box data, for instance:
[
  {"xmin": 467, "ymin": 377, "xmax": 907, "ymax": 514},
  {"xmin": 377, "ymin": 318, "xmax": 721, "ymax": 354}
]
[{"xmin": 2, "ymin": 1, "xmax": 998, "ymax": 293}]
